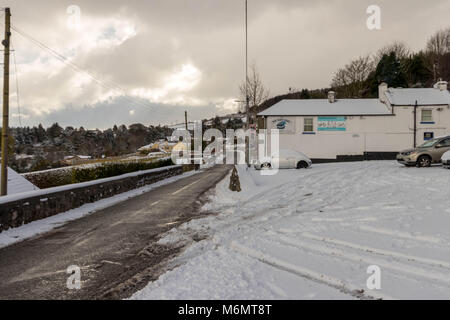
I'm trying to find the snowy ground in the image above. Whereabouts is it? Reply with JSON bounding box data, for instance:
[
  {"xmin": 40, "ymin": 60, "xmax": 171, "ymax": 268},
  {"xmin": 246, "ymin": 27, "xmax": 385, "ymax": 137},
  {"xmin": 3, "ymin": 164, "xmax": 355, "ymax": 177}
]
[{"xmin": 131, "ymin": 161, "xmax": 450, "ymax": 300}]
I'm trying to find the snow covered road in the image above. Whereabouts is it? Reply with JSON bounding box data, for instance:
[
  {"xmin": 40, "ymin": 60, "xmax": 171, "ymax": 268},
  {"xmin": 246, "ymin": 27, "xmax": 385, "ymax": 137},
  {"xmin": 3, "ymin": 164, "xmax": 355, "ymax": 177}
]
[{"xmin": 131, "ymin": 161, "xmax": 450, "ymax": 300}]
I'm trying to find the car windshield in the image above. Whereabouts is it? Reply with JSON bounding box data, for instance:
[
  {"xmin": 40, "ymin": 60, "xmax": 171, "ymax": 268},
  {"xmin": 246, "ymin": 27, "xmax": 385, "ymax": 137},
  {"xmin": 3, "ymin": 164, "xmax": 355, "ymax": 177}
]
[
  {"xmin": 278, "ymin": 150, "xmax": 300, "ymax": 157},
  {"xmin": 418, "ymin": 139, "xmax": 439, "ymax": 148}
]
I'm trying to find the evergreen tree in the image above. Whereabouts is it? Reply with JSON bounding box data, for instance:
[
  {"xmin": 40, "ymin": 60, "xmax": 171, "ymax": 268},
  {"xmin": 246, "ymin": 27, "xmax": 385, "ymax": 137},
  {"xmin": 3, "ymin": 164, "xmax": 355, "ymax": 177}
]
[
  {"xmin": 300, "ymin": 89, "xmax": 311, "ymax": 99},
  {"xmin": 367, "ymin": 52, "xmax": 408, "ymax": 96},
  {"xmin": 402, "ymin": 52, "xmax": 433, "ymax": 87}
]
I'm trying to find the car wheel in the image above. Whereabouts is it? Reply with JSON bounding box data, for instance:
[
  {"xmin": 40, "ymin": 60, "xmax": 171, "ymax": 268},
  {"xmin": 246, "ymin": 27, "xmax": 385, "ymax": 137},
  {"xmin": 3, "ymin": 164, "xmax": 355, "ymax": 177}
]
[
  {"xmin": 417, "ymin": 155, "xmax": 431, "ymax": 167},
  {"xmin": 296, "ymin": 161, "xmax": 309, "ymax": 169},
  {"xmin": 261, "ymin": 162, "xmax": 271, "ymax": 169}
]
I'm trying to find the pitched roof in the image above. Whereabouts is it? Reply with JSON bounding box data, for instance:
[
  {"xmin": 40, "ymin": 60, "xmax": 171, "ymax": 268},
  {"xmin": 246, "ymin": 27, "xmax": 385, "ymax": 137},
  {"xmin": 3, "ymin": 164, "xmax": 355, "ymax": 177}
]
[
  {"xmin": 385, "ymin": 88, "xmax": 450, "ymax": 106},
  {"xmin": 257, "ymin": 99, "xmax": 390, "ymax": 116},
  {"xmin": 6, "ymin": 167, "xmax": 39, "ymax": 195}
]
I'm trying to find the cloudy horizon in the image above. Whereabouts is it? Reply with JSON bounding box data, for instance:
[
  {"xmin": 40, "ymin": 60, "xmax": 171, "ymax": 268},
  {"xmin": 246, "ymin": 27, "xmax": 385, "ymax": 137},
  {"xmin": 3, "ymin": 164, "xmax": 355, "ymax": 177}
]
[{"xmin": 1, "ymin": 0, "xmax": 449, "ymax": 129}]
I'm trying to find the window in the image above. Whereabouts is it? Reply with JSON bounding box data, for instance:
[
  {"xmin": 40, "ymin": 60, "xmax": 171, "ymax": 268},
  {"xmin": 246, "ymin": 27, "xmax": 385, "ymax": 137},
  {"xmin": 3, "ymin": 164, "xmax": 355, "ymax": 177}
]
[
  {"xmin": 421, "ymin": 110, "xmax": 433, "ymax": 123},
  {"xmin": 439, "ymin": 138, "xmax": 450, "ymax": 147},
  {"xmin": 304, "ymin": 118, "xmax": 313, "ymax": 132},
  {"xmin": 419, "ymin": 138, "xmax": 439, "ymax": 148}
]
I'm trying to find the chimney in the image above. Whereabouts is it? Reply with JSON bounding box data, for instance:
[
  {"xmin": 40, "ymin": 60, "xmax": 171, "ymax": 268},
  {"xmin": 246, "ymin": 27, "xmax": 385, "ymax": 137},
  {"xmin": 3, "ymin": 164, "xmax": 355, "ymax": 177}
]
[
  {"xmin": 434, "ymin": 80, "xmax": 448, "ymax": 91},
  {"xmin": 328, "ymin": 91, "xmax": 336, "ymax": 103},
  {"xmin": 378, "ymin": 82, "xmax": 388, "ymax": 102}
]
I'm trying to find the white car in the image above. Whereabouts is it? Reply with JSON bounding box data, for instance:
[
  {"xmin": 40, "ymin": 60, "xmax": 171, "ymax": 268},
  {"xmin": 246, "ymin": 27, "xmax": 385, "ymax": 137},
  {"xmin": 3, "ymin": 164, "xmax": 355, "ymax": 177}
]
[
  {"xmin": 254, "ymin": 149, "xmax": 312, "ymax": 170},
  {"xmin": 442, "ymin": 150, "xmax": 450, "ymax": 169}
]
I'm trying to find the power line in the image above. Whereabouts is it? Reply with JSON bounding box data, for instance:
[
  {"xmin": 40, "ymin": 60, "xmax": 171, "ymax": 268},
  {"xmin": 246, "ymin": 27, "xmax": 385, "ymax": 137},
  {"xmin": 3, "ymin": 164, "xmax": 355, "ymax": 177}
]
[
  {"xmin": 11, "ymin": 39, "xmax": 22, "ymax": 126},
  {"xmin": 11, "ymin": 24, "xmax": 152, "ymax": 109},
  {"xmin": 10, "ymin": 24, "xmax": 155, "ymax": 110}
]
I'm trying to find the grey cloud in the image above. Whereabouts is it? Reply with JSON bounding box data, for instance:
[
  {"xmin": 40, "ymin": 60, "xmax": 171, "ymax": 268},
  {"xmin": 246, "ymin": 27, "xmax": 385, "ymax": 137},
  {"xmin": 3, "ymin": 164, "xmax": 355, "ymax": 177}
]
[
  {"xmin": 2, "ymin": 0, "xmax": 450, "ymax": 128},
  {"xmin": 17, "ymin": 97, "xmax": 219, "ymax": 129}
]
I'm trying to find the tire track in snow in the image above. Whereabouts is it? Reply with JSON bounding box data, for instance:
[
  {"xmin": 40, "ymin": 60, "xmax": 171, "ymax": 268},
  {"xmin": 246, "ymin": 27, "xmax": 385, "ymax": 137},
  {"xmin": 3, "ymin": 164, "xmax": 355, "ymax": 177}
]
[
  {"xmin": 229, "ymin": 241, "xmax": 391, "ymax": 300},
  {"xmin": 273, "ymin": 234, "xmax": 450, "ymax": 289},
  {"xmin": 358, "ymin": 225, "xmax": 443, "ymax": 245},
  {"xmin": 302, "ymin": 233, "xmax": 450, "ymax": 270}
]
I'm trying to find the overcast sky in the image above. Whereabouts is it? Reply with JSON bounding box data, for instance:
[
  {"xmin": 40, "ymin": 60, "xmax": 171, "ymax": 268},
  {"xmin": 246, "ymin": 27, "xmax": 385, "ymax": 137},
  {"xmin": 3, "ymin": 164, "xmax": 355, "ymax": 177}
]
[{"xmin": 1, "ymin": 0, "xmax": 449, "ymax": 129}]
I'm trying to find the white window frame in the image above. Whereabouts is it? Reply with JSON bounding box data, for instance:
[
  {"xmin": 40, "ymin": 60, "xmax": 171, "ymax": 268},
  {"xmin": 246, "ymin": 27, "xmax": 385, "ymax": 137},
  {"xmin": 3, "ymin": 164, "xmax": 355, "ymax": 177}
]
[
  {"xmin": 421, "ymin": 109, "xmax": 433, "ymax": 123},
  {"xmin": 304, "ymin": 117, "xmax": 314, "ymax": 132}
]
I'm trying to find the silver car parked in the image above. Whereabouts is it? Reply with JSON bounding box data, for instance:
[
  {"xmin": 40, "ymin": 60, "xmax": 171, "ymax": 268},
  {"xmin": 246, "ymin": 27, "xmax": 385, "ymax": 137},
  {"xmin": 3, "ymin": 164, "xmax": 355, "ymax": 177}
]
[
  {"xmin": 254, "ymin": 149, "xmax": 312, "ymax": 170},
  {"xmin": 397, "ymin": 135, "xmax": 450, "ymax": 167}
]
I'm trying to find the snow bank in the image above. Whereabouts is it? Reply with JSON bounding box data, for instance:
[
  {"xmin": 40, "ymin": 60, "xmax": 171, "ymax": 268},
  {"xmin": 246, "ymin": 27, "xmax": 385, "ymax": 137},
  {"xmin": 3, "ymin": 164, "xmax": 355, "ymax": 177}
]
[{"xmin": 6, "ymin": 167, "xmax": 39, "ymax": 195}]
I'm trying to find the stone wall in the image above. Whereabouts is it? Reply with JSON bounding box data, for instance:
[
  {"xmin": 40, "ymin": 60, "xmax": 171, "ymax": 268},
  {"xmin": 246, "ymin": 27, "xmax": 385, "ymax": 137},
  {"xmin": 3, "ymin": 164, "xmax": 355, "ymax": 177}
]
[{"xmin": 0, "ymin": 165, "xmax": 186, "ymax": 232}]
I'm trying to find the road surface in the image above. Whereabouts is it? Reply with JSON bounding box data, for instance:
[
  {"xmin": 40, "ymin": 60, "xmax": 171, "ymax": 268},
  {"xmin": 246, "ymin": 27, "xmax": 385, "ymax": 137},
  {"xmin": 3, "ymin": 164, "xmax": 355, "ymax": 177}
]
[{"xmin": 0, "ymin": 164, "xmax": 231, "ymax": 299}]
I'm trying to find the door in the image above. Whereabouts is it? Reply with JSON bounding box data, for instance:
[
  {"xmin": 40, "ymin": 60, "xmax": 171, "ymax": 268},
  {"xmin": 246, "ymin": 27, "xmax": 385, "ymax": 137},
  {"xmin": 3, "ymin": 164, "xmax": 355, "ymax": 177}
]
[
  {"xmin": 433, "ymin": 138, "xmax": 450, "ymax": 162},
  {"xmin": 285, "ymin": 156, "xmax": 297, "ymax": 168},
  {"xmin": 277, "ymin": 155, "xmax": 290, "ymax": 168}
]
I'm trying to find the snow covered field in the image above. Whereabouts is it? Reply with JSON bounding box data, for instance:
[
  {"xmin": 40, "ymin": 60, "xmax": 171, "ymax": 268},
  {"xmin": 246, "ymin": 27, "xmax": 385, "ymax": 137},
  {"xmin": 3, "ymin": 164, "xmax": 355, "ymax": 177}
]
[{"xmin": 131, "ymin": 161, "xmax": 450, "ymax": 300}]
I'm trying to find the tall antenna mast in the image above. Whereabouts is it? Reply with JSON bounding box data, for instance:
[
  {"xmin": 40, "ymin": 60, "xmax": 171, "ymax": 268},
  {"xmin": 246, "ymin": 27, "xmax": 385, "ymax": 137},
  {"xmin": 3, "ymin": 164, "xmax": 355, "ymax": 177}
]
[{"xmin": 245, "ymin": 0, "xmax": 249, "ymax": 128}]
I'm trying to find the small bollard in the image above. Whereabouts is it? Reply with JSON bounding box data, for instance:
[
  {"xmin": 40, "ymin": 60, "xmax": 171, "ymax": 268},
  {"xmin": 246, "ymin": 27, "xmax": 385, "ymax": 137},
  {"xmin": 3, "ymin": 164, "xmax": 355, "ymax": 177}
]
[{"xmin": 229, "ymin": 166, "xmax": 241, "ymax": 192}]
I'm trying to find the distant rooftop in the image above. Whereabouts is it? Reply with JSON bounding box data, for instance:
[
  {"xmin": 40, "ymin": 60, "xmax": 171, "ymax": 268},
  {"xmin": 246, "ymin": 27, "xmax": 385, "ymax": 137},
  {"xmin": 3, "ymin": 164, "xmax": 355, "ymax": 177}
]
[
  {"xmin": 258, "ymin": 84, "xmax": 450, "ymax": 117},
  {"xmin": 385, "ymin": 88, "xmax": 450, "ymax": 106},
  {"xmin": 258, "ymin": 99, "xmax": 391, "ymax": 116}
]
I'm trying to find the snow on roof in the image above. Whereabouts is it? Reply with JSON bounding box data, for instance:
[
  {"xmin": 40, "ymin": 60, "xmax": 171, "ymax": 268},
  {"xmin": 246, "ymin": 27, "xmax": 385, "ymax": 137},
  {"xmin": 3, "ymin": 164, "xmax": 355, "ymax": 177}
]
[
  {"xmin": 385, "ymin": 88, "xmax": 450, "ymax": 106},
  {"xmin": 137, "ymin": 144, "xmax": 153, "ymax": 151},
  {"xmin": 6, "ymin": 167, "xmax": 39, "ymax": 195},
  {"xmin": 64, "ymin": 155, "xmax": 91, "ymax": 160},
  {"xmin": 258, "ymin": 99, "xmax": 390, "ymax": 116},
  {"xmin": 147, "ymin": 151, "xmax": 167, "ymax": 157}
]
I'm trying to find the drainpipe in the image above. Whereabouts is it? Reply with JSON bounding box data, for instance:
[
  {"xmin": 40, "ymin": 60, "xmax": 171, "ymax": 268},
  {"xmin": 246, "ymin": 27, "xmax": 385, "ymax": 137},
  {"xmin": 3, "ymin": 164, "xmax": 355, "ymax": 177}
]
[
  {"xmin": 264, "ymin": 116, "xmax": 268, "ymax": 157},
  {"xmin": 413, "ymin": 100, "xmax": 418, "ymax": 148}
]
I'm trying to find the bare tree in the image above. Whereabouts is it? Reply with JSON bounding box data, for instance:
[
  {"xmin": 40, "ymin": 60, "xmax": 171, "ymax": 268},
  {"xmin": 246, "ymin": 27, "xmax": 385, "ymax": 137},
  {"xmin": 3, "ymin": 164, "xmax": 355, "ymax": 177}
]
[
  {"xmin": 426, "ymin": 27, "xmax": 450, "ymax": 56},
  {"xmin": 239, "ymin": 64, "xmax": 269, "ymax": 123},
  {"xmin": 331, "ymin": 68, "xmax": 352, "ymax": 97},
  {"xmin": 426, "ymin": 27, "xmax": 450, "ymax": 81},
  {"xmin": 331, "ymin": 55, "xmax": 374, "ymax": 98},
  {"xmin": 374, "ymin": 41, "xmax": 411, "ymax": 64}
]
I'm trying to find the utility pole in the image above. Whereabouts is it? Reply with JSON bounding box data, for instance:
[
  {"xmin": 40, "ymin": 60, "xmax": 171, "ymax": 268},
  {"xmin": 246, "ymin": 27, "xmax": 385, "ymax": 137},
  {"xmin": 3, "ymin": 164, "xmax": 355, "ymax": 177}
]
[
  {"xmin": 1, "ymin": 8, "xmax": 11, "ymax": 196},
  {"xmin": 185, "ymin": 110, "xmax": 188, "ymax": 131}
]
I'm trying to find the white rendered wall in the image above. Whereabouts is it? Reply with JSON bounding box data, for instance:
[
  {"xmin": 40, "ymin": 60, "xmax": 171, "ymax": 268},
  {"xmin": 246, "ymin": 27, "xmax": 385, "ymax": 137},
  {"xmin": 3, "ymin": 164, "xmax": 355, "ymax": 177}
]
[{"xmin": 262, "ymin": 104, "xmax": 450, "ymax": 159}]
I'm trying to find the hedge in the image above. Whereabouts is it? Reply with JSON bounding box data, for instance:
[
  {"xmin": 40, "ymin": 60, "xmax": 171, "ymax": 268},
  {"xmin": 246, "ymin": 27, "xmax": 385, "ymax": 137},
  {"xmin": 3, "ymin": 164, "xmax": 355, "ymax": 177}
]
[
  {"xmin": 22, "ymin": 158, "xmax": 174, "ymax": 188},
  {"xmin": 23, "ymin": 167, "xmax": 73, "ymax": 189},
  {"xmin": 71, "ymin": 158, "xmax": 174, "ymax": 183}
]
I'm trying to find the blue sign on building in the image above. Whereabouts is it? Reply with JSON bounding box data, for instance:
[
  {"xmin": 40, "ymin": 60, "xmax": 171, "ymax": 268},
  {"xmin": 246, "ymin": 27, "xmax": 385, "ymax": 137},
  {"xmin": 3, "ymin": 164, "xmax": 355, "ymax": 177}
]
[{"xmin": 318, "ymin": 117, "xmax": 346, "ymax": 131}]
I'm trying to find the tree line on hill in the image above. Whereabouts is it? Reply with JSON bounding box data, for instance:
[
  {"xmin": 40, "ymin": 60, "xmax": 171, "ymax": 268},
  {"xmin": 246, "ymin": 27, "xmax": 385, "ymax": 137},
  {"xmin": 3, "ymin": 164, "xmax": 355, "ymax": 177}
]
[
  {"xmin": 248, "ymin": 27, "xmax": 450, "ymax": 117},
  {"xmin": 1, "ymin": 123, "xmax": 173, "ymax": 173},
  {"xmin": 331, "ymin": 28, "xmax": 450, "ymax": 98}
]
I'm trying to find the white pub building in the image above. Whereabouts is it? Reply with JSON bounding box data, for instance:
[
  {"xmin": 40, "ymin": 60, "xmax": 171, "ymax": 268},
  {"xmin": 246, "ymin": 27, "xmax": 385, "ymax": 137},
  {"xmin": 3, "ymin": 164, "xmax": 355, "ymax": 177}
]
[{"xmin": 258, "ymin": 81, "xmax": 450, "ymax": 161}]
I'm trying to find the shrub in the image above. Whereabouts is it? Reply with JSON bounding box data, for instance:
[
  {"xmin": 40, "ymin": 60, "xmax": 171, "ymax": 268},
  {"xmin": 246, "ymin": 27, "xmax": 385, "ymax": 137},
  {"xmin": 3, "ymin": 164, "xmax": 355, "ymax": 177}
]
[
  {"xmin": 22, "ymin": 158, "xmax": 174, "ymax": 188},
  {"xmin": 71, "ymin": 158, "xmax": 173, "ymax": 183},
  {"xmin": 23, "ymin": 167, "xmax": 73, "ymax": 189}
]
